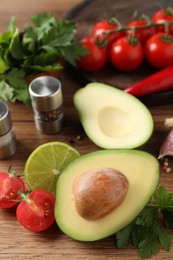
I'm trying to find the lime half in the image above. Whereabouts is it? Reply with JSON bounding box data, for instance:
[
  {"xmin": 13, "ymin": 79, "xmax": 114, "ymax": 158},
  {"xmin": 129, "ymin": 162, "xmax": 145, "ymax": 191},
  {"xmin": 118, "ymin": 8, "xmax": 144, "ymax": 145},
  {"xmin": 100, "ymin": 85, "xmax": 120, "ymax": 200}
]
[{"xmin": 24, "ymin": 142, "xmax": 80, "ymax": 195}]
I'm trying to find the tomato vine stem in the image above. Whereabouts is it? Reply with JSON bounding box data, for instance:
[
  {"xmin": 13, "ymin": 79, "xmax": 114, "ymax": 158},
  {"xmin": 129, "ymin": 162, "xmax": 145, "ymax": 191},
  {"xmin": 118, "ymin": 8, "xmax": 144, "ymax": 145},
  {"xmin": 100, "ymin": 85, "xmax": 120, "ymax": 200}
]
[{"xmin": 95, "ymin": 20, "xmax": 173, "ymax": 46}]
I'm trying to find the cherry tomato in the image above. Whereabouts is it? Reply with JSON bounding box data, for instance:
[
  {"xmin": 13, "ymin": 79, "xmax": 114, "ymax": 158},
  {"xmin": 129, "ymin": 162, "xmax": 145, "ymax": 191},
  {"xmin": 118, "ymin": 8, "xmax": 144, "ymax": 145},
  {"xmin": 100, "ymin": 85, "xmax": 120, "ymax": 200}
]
[
  {"xmin": 77, "ymin": 36, "xmax": 108, "ymax": 72},
  {"xmin": 145, "ymin": 32, "xmax": 173, "ymax": 68},
  {"xmin": 127, "ymin": 18, "xmax": 156, "ymax": 44},
  {"xmin": 0, "ymin": 168, "xmax": 26, "ymax": 208},
  {"xmin": 110, "ymin": 35, "xmax": 144, "ymax": 72},
  {"xmin": 91, "ymin": 19, "xmax": 125, "ymax": 48},
  {"xmin": 152, "ymin": 7, "xmax": 173, "ymax": 34},
  {"xmin": 16, "ymin": 190, "xmax": 55, "ymax": 232}
]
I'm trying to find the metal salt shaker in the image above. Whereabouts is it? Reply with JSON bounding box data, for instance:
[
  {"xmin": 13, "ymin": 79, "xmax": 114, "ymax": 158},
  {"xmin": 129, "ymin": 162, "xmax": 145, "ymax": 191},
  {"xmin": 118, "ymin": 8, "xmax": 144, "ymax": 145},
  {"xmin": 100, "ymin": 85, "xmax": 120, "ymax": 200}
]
[
  {"xmin": 0, "ymin": 101, "xmax": 16, "ymax": 159},
  {"xmin": 29, "ymin": 76, "xmax": 64, "ymax": 134}
]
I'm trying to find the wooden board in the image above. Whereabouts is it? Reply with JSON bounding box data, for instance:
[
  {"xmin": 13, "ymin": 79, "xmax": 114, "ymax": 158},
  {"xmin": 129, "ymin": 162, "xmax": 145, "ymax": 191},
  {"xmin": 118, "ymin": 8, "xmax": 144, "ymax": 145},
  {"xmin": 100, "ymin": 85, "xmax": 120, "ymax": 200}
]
[{"xmin": 65, "ymin": 0, "xmax": 173, "ymax": 106}]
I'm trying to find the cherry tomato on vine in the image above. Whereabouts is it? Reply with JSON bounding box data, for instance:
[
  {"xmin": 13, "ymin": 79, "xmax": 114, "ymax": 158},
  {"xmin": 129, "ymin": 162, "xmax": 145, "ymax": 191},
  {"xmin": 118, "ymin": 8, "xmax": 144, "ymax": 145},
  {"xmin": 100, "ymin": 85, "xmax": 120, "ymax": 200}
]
[
  {"xmin": 91, "ymin": 19, "xmax": 125, "ymax": 48},
  {"xmin": 16, "ymin": 190, "xmax": 55, "ymax": 232},
  {"xmin": 0, "ymin": 168, "xmax": 26, "ymax": 208},
  {"xmin": 152, "ymin": 7, "xmax": 173, "ymax": 34},
  {"xmin": 145, "ymin": 32, "xmax": 173, "ymax": 68},
  {"xmin": 77, "ymin": 36, "xmax": 108, "ymax": 72},
  {"xmin": 127, "ymin": 17, "xmax": 156, "ymax": 44},
  {"xmin": 110, "ymin": 35, "xmax": 144, "ymax": 72}
]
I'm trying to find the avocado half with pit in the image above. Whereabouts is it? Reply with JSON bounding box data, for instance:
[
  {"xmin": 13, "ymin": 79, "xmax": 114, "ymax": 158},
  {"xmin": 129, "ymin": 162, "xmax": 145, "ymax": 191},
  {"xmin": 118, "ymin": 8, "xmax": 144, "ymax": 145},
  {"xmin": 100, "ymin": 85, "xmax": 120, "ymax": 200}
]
[
  {"xmin": 55, "ymin": 149, "xmax": 159, "ymax": 241},
  {"xmin": 73, "ymin": 82, "xmax": 153, "ymax": 149}
]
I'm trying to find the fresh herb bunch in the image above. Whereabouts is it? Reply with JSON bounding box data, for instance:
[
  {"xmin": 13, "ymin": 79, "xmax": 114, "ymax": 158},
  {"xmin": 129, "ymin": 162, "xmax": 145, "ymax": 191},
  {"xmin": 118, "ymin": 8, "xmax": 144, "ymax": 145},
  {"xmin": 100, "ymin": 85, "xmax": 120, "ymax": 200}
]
[
  {"xmin": 0, "ymin": 13, "xmax": 87, "ymax": 104},
  {"xmin": 115, "ymin": 186, "xmax": 173, "ymax": 259}
]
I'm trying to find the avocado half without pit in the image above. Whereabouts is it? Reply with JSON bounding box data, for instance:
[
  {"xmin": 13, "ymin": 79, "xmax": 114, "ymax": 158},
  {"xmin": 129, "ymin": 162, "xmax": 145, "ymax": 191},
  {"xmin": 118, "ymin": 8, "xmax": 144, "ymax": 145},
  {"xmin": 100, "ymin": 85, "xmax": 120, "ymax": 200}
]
[
  {"xmin": 55, "ymin": 149, "xmax": 159, "ymax": 241},
  {"xmin": 73, "ymin": 82, "xmax": 154, "ymax": 149}
]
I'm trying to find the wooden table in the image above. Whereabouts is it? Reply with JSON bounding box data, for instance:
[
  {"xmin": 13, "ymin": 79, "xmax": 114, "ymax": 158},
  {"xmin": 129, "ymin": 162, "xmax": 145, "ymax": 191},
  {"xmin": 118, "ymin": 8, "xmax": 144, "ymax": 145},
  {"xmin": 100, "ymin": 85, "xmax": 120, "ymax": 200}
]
[{"xmin": 0, "ymin": 0, "xmax": 173, "ymax": 259}]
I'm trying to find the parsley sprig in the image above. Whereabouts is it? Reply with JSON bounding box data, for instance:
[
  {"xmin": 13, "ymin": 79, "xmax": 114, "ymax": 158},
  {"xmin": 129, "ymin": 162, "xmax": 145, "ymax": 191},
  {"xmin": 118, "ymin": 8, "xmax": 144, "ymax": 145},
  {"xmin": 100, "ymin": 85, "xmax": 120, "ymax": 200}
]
[
  {"xmin": 0, "ymin": 13, "xmax": 87, "ymax": 104},
  {"xmin": 115, "ymin": 186, "xmax": 173, "ymax": 259}
]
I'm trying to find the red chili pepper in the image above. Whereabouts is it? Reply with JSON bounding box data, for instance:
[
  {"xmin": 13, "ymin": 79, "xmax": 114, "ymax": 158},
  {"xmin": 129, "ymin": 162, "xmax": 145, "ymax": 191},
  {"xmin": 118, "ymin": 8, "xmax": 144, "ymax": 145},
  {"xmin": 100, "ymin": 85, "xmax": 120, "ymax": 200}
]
[{"xmin": 124, "ymin": 65, "xmax": 173, "ymax": 96}]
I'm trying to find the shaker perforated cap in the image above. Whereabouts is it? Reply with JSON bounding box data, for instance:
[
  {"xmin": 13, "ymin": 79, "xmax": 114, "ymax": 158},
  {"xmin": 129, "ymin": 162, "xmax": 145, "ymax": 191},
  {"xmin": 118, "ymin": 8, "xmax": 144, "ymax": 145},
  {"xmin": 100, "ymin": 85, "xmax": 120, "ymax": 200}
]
[
  {"xmin": 0, "ymin": 101, "xmax": 12, "ymax": 136},
  {"xmin": 29, "ymin": 76, "xmax": 63, "ymax": 111}
]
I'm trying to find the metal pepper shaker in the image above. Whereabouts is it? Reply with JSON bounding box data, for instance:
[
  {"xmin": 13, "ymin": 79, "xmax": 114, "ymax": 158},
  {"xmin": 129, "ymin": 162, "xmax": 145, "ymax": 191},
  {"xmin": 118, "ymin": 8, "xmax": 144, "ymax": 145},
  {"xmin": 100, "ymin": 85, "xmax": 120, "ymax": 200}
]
[
  {"xmin": 0, "ymin": 101, "xmax": 16, "ymax": 159},
  {"xmin": 29, "ymin": 76, "xmax": 64, "ymax": 134}
]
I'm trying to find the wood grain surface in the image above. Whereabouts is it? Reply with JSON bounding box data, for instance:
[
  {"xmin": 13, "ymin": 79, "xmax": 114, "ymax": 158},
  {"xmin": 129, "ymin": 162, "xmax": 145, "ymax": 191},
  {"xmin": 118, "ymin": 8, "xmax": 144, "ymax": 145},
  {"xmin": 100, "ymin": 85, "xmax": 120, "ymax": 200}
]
[{"xmin": 0, "ymin": 1, "xmax": 173, "ymax": 260}]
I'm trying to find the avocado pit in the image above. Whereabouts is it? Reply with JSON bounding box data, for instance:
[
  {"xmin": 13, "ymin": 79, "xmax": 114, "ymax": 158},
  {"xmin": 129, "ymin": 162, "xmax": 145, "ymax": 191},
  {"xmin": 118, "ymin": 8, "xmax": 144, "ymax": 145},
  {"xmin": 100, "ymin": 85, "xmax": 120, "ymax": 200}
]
[{"xmin": 72, "ymin": 167, "xmax": 129, "ymax": 220}]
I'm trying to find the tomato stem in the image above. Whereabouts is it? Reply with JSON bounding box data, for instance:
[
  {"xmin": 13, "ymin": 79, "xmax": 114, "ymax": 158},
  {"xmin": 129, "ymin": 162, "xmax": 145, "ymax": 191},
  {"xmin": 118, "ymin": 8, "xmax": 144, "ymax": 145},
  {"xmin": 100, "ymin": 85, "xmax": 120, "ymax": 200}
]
[
  {"xmin": 8, "ymin": 165, "xmax": 16, "ymax": 176},
  {"xmin": 18, "ymin": 190, "xmax": 30, "ymax": 201},
  {"xmin": 138, "ymin": 14, "xmax": 151, "ymax": 24},
  {"xmin": 161, "ymin": 22, "xmax": 173, "ymax": 42},
  {"xmin": 111, "ymin": 20, "xmax": 173, "ymax": 32},
  {"xmin": 95, "ymin": 17, "xmax": 123, "ymax": 48},
  {"xmin": 95, "ymin": 34, "xmax": 108, "ymax": 48},
  {"xmin": 127, "ymin": 30, "xmax": 139, "ymax": 45},
  {"xmin": 108, "ymin": 17, "xmax": 121, "ymax": 27},
  {"xmin": 95, "ymin": 20, "xmax": 173, "ymax": 45},
  {"xmin": 164, "ymin": 6, "xmax": 173, "ymax": 16}
]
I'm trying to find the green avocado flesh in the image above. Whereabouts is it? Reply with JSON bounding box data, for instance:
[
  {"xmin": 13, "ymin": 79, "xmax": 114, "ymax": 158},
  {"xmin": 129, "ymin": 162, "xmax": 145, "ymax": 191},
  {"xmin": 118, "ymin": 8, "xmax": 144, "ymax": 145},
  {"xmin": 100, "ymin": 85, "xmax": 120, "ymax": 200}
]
[
  {"xmin": 55, "ymin": 149, "xmax": 159, "ymax": 241},
  {"xmin": 73, "ymin": 82, "xmax": 154, "ymax": 149}
]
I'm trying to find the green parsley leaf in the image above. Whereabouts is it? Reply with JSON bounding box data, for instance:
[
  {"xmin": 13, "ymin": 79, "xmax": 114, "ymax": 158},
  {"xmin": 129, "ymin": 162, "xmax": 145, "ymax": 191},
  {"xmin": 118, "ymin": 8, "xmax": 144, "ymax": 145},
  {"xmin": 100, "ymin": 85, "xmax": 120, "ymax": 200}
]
[
  {"xmin": 60, "ymin": 42, "xmax": 88, "ymax": 66},
  {"xmin": 31, "ymin": 13, "xmax": 55, "ymax": 34},
  {"xmin": 138, "ymin": 222, "xmax": 170, "ymax": 258},
  {"xmin": 5, "ymin": 68, "xmax": 30, "ymax": 104},
  {"xmin": 0, "ymin": 56, "xmax": 9, "ymax": 73},
  {"xmin": 162, "ymin": 209, "xmax": 173, "ymax": 229},
  {"xmin": 30, "ymin": 64, "xmax": 63, "ymax": 72},
  {"xmin": 22, "ymin": 25, "xmax": 37, "ymax": 53},
  {"xmin": 132, "ymin": 225, "xmax": 149, "ymax": 247},
  {"xmin": 157, "ymin": 223, "xmax": 171, "ymax": 252},
  {"xmin": 116, "ymin": 221, "xmax": 135, "ymax": 248},
  {"xmin": 11, "ymin": 86, "xmax": 30, "ymax": 104},
  {"xmin": 7, "ymin": 16, "xmax": 17, "ymax": 32},
  {"xmin": 138, "ymin": 222, "xmax": 160, "ymax": 259},
  {"xmin": 152, "ymin": 186, "xmax": 173, "ymax": 209},
  {"xmin": 0, "ymin": 13, "xmax": 86, "ymax": 104},
  {"xmin": 135, "ymin": 206, "xmax": 156, "ymax": 227},
  {"xmin": 6, "ymin": 67, "xmax": 26, "ymax": 79},
  {"xmin": 0, "ymin": 31, "xmax": 13, "ymax": 45},
  {"xmin": 32, "ymin": 50, "xmax": 60, "ymax": 67},
  {"xmin": 0, "ymin": 79, "xmax": 13, "ymax": 101},
  {"xmin": 115, "ymin": 186, "xmax": 173, "ymax": 259},
  {"xmin": 9, "ymin": 28, "xmax": 26, "ymax": 60}
]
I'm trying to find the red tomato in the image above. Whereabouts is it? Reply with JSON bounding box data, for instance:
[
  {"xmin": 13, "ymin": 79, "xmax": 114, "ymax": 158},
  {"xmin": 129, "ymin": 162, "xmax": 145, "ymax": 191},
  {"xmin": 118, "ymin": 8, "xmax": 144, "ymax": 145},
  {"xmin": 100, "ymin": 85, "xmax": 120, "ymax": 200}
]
[
  {"xmin": 152, "ymin": 8, "xmax": 173, "ymax": 34},
  {"xmin": 16, "ymin": 190, "xmax": 55, "ymax": 232},
  {"xmin": 145, "ymin": 32, "xmax": 173, "ymax": 68},
  {"xmin": 0, "ymin": 169, "xmax": 26, "ymax": 208},
  {"xmin": 77, "ymin": 36, "xmax": 108, "ymax": 72},
  {"xmin": 127, "ymin": 18, "xmax": 156, "ymax": 44},
  {"xmin": 91, "ymin": 19, "xmax": 125, "ymax": 48},
  {"xmin": 110, "ymin": 36, "xmax": 144, "ymax": 72}
]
